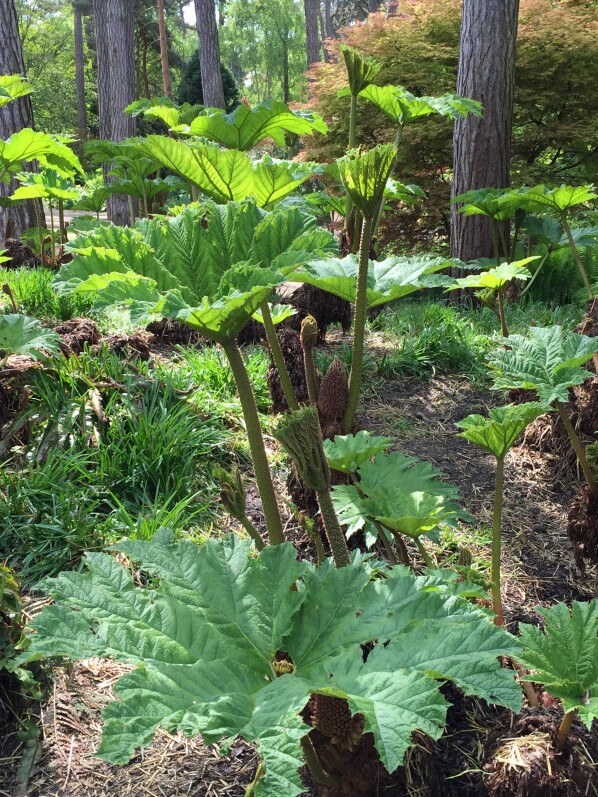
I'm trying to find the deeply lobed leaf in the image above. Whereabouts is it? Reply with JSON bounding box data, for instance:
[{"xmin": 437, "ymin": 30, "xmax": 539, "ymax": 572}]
[
  {"xmin": 456, "ymin": 402, "xmax": 549, "ymax": 460},
  {"xmin": 22, "ymin": 533, "xmax": 520, "ymax": 796}
]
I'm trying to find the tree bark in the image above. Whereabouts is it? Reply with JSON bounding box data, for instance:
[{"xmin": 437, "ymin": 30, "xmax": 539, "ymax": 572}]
[
  {"xmin": 93, "ymin": 0, "xmax": 137, "ymax": 226},
  {"xmin": 156, "ymin": 0, "xmax": 172, "ymax": 98},
  {"xmin": 304, "ymin": 0, "xmax": 320, "ymax": 67},
  {"xmin": 0, "ymin": 0, "xmax": 43, "ymax": 244},
  {"xmin": 450, "ymin": 0, "xmax": 520, "ymax": 261},
  {"xmin": 193, "ymin": 0, "xmax": 225, "ymax": 109},
  {"xmin": 323, "ymin": 0, "xmax": 335, "ymax": 38},
  {"xmin": 73, "ymin": 3, "xmax": 89, "ymax": 146}
]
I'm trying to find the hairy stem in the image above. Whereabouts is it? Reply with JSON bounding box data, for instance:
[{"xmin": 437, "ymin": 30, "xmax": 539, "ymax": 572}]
[
  {"xmin": 561, "ymin": 214, "xmax": 594, "ymax": 300},
  {"xmin": 260, "ymin": 302, "xmax": 299, "ymax": 411},
  {"xmin": 519, "ymin": 251, "xmax": 549, "ymax": 300},
  {"xmin": 490, "ymin": 220, "xmax": 501, "ymax": 266},
  {"xmin": 127, "ymin": 195, "xmax": 136, "ymax": 226},
  {"xmin": 378, "ymin": 527, "xmax": 399, "ymax": 564},
  {"xmin": 415, "ymin": 537, "xmax": 433, "ymax": 568},
  {"xmin": 392, "ymin": 531, "xmax": 411, "ymax": 566},
  {"xmin": 222, "ymin": 339, "xmax": 285, "ymax": 545},
  {"xmin": 555, "ymin": 710, "xmax": 575, "ymax": 750},
  {"xmin": 49, "ymin": 202, "xmax": 56, "ymax": 267},
  {"xmin": 497, "ymin": 289, "xmax": 509, "ymax": 338},
  {"xmin": 301, "ymin": 735, "xmax": 339, "ymax": 786},
  {"xmin": 344, "ymin": 92, "xmax": 358, "ymax": 226},
  {"xmin": 513, "ymin": 662, "xmax": 540, "ymax": 707},
  {"xmin": 555, "ymin": 400, "xmax": 598, "ymax": 496},
  {"xmin": 303, "ymin": 346, "xmax": 319, "ymax": 407},
  {"xmin": 241, "ymin": 516, "xmax": 265, "ymax": 551},
  {"xmin": 492, "ymin": 456, "xmax": 505, "ymax": 626},
  {"xmin": 316, "ymin": 487, "xmax": 351, "ymax": 567},
  {"xmin": 2, "ymin": 284, "xmax": 18, "ymax": 313},
  {"xmin": 342, "ymin": 215, "xmax": 374, "ymax": 433}
]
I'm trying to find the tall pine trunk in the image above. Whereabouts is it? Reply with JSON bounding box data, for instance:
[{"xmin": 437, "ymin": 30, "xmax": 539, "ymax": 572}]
[
  {"xmin": 157, "ymin": 0, "xmax": 172, "ymax": 98},
  {"xmin": 93, "ymin": 0, "xmax": 137, "ymax": 226},
  {"xmin": 303, "ymin": 0, "xmax": 320, "ymax": 67},
  {"xmin": 73, "ymin": 2, "xmax": 88, "ymax": 146},
  {"xmin": 450, "ymin": 0, "xmax": 520, "ymax": 261},
  {"xmin": 194, "ymin": 0, "xmax": 225, "ymax": 109},
  {"xmin": 0, "ymin": 0, "xmax": 43, "ymax": 244}
]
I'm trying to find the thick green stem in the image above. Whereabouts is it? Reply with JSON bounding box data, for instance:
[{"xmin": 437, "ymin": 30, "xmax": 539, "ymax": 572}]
[
  {"xmin": 342, "ymin": 215, "xmax": 374, "ymax": 433},
  {"xmin": 555, "ymin": 401, "xmax": 598, "ymax": 496},
  {"xmin": 222, "ymin": 339, "xmax": 285, "ymax": 545},
  {"xmin": 49, "ymin": 203, "xmax": 56, "ymax": 266},
  {"xmin": 519, "ymin": 251, "xmax": 549, "ymax": 300},
  {"xmin": 316, "ymin": 487, "xmax": 350, "ymax": 567},
  {"xmin": 127, "ymin": 195, "xmax": 136, "ymax": 226},
  {"xmin": 301, "ymin": 736, "xmax": 339, "ymax": 786},
  {"xmin": 514, "ymin": 662, "xmax": 540, "ymax": 707},
  {"xmin": 58, "ymin": 200, "xmax": 66, "ymax": 243},
  {"xmin": 492, "ymin": 456, "xmax": 505, "ymax": 627},
  {"xmin": 33, "ymin": 202, "xmax": 44, "ymax": 260},
  {"xmin": 391, "ymin": 531, "xmax": 411, "ymax": 566},
  {"xmin": 379, "ymin": 528, "xmax": 399, "ymax": 564},
  {"xmin": 498, "ymin": 223, "xmax": 510, "ymax": 262},
  {"xmin": 561, "ymin": 214, "xmax": 594, "ymax": 300},
  {"xmin": 497, "ymin": 289, "xmax": 509, "ymax": 338},
  {"xmin": 260, "ymin": 302, "xmax": 299, "ymax": 411},
  {"xmin": 555, "ymin": 710, "xmax": 575, "ymax": 751},
  {"xmin": 394, "ymin": 123, "xmax": 404, "ymax": 150},
  {"xmin": 509, "ymin": 220, "xmax": 521, "ymax": 264},
  {"xmin": 344, "ymin": 92, "xmax": 358, "ymax": 227},
  {"xmin": 241, "ymin": 516, "xmax": 265, "ymax": 551},
  {"xmin": 414, "ymin": 537, "xmax": 433, "ymax": 568},
  {"xmin": 303, "ymin": 346, "xmax": 319, "ymax": 407},
  {"xmin": 490, "ymin": 220, "xmax": 501, "ymax": 266}
]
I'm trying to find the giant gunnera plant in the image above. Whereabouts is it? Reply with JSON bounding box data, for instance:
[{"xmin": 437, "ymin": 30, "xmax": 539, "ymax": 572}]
[{"xmin": 21, "ymin": 531, "xmax": 522, "ymax": 795}]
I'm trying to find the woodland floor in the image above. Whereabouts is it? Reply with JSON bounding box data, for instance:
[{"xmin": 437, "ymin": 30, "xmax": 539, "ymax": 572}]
[{"xmin": 1, "ymin": 330, "xmax": 596, "ymax": 797}]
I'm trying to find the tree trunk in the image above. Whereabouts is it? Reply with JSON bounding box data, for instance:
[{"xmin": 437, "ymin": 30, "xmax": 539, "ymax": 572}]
[
  {"xmin": 73, "ymin": 4, "xmax": 89, "ymax": 146},
  {"xmin": 282, "ymin": 38, "xmax": 290, "ymax": 102},
  {"xmin": 450, "ymin": 0, "xmax": 520, "ymax": 261},
  {"xmin": 156, "ymin": 0, "xmax": 172, "ymax": 98},
  {"xmin": 303, "ymin": 0, "xmax": 320, "ymax": 67},
  {"xmin": 193, "ymin": 0, "xmax": 225, "ymax": 109},
  {"xmin": 324, "ymin": 0, "xmax": 335, "ymax": 38},
  {"xmin": 368, "ymin": 0, "xmax": 381, "ymax": 10},
  {"xmin": 93, "ymin": 0, "xmax": 137, "ymax": 226},
  {"xmin": 0, "ymin": 0, "xmax": 43, "ymax": 244}
]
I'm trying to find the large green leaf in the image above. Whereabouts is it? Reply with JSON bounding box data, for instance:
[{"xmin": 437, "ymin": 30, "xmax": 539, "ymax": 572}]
[
  {"xmin": 0, "ymin": 75, "xmax": 33, "ymax": 109},
  {"xmin": 341, "ymin": 46, "xmax": 381, "ymax": 96},
  {"xmin": 452, "ymin": 188, "xmax": 519, "ymax": 222},
  {"xmin": 0, "ymin": 129, "xmax": 83, "ymax": 181},
  {"xmin": 323, "ymin": 430, "xmax": 392, "ymax": 473},
  {"xmin": 295, "ymin": 253, "xmax": 456, "ymax": 308},
  {"xmin": 130, "ymin": 136, "xmax": 316, "ymax": 207},
  {"xmin": 10, "ymin": 169, "xmax": 79, "ymax": 202},
  {"xmin": 22, "ymin": 532, "xmax": 520, "ymax": 795},
  {"xmin": 518, "ymin": 601, "xmax": 598, "ymax": 727},
  {"xmin": 181, "ymin": 101, "xmax": 327, "ymax": 149},
  {"xmin": 448, "ymin": 259, "xmax": 538, "ymax": 292},
  {"xmin": 0, "ymin": 314, "xmax": 61, "ymax": 360},
  {"xmin": 337, "ymin": 144, "xmax": 396, "ymax": 219},
  {"xmin": 359, "ymin": 85, "xmax": 482, "ymax": 125},
  {"xmin": 504, "ymin": 185, "xmax": 598, "ymax": 215},
  {"xmin": 456, "ymin": 402, "xmax": 549, "ymax": 460},
  {"xmin": 489, "ymin": 326, "xmax": 598, "ymax": 405},
  {"xmin": 55, "ymin": 201, "xmax": 322, "ymax": 342},
  {"xmin": 331, "ymin": 451, "xmax": 469, "ymax": 545}
]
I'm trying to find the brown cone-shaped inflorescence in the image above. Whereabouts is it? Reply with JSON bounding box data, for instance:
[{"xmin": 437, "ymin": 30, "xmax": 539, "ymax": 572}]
[
  {"xmin": 309, "ymin": 694, "xmax": 364, "ymax": 751},
  {"xmin": 318, "ymin": 358, "xmax": 349, "ymax": 433},
  {"xmin": 567, "ymin": 485, "xmax": 598, "ymax": 570},
  {"xmin": 301, "ymin": 315, "xmax": 319, "ymax": 351},
  {"xmin": 266, "ymin": 327, "xmax": 310, "ymax": 414}
]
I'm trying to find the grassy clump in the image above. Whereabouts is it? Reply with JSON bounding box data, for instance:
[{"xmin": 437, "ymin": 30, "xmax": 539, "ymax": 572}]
[{"xmin": 0, "ymin": 266, "xmax": 93, "ymax": 321}]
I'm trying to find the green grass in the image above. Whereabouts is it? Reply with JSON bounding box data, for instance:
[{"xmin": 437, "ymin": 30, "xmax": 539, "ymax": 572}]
[
  {"xmin": 0, "ymin": 266, "xmax": 92, "ymax": 321},
  {"xmin": 0, "ymin": 345, "xmax": 244, "ymax": 584},
  {"xmin": 370, "ymin": 297, "xmax": 583, "ymax": 381}
]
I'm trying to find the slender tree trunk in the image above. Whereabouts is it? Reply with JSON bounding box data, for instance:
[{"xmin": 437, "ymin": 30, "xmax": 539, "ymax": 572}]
[
  {"xmin": 323, "ymin": 0, "xmax": 335, "ymax": 38},
  {"xmin": 282, "ymin": 38, "xmax": 290, "ymax": 102},
  {"xmin": 194, "ymin": 0, "xmax": 225, "ymax": 109},
  {"xmin": 368, "ymin": 0, "xmax": 381, "ymax": 10},
  {"xmin": 156, "ymin": 0, "xmax": 172, "ymax": 98},
  {"xmin": 141, "ymin": 28, "xmax": 151, "ymax": 98},
  {"xmin": 73, "ymin": 4, "xmax": 88, "ymax": 146},
  {"xmin": 218, "ymin": 0, "xmax": 226, "ymax": 26},
  {"xmin": 303, "ymin": 0, "xmax": 320, "ymax": 67},
  {"xmin": 93, "ymin": 0, "xmax": 137, "ymax": 226},
  {"xmin": 450, "ymin": 0, "xmax": 520, "ymax": 261},
  {"xmin": 0, "ymin": 0, "xmax": 43, "ymax": 244},
  {"xmin": 318, "ymin": 9, "xmax": 329, "ymax": 63}
]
